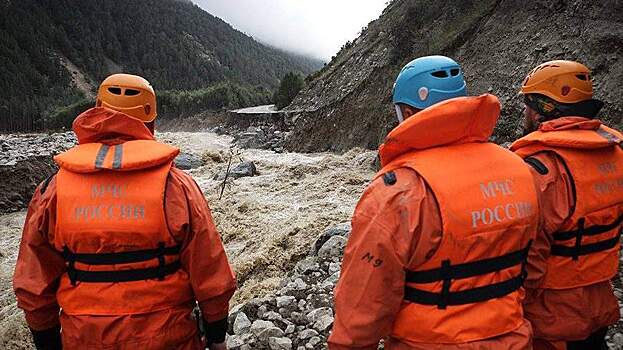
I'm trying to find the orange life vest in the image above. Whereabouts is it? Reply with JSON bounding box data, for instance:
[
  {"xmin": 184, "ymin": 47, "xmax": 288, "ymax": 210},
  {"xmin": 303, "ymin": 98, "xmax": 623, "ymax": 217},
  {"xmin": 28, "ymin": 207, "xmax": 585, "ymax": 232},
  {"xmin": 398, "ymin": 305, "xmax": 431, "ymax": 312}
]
[
  {"xmin": 378, "ymin": 94, "xmax": 539, "ymax": 344},
  {"xmin": 53, "ymin": 139, "xmax": 195, "ymax": 315},
  {"xmin": 511, "ymin": 119, "xmax": 623, "ymax": 290}
]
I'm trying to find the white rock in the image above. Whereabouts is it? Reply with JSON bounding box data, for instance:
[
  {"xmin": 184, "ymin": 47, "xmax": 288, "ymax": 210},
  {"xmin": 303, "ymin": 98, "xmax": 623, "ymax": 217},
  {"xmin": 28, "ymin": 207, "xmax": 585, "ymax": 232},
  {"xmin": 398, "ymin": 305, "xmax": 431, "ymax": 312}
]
[
  {"xmin": 298, "ymin": 329, "xmax": 319, "ymax": 340},
  {"xmin": 276, "ymin": 295, "xmax": 296, "ymax": 308},
  {"xmin": 306, "ymin": 307, "xmax": 333, "ymax": 323},
  {"xmin": 257, "ymin": 327, "xmax": 285, "ymax": 343},
  {"xmin": 313, "ymin": 314, "xmax": 334, "ymax": 332},
  {"xmin": 268, "ymin": 337, "xmax": 293, "ymax": 350},
  {"xmin": 251, "ymin": 320, "xmax": 276, "ymax": 336},
  {"xmin": 233, "ymin": 312, "xmax": 252, "ymax": 334}
]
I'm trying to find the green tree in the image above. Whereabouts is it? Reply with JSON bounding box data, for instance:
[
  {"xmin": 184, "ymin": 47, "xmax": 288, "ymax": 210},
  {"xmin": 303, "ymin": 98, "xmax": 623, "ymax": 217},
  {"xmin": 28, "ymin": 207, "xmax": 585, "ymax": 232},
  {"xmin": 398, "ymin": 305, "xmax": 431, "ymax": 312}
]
[{"xmin": 273, "ymin": 72, "xmax": 304, "ymax": 110}]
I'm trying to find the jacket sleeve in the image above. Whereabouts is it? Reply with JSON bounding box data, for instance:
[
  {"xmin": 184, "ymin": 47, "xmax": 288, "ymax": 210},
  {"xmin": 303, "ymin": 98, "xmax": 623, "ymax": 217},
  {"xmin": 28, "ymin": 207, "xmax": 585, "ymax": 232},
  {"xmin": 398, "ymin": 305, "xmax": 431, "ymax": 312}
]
[
  {"xmin": 13, "ymin": 176, "xmax": 66, "ymax": 331},
  {"xmin": 166, "ymin": 169, "xmax": 236, "ymax": 323},
  {"xmin": 328, "ymin": 168, "xmax": 441, "ymax": 350},
  {"xmin": 523, "ymin": 152, "xmax": 574, "ymax": 289}
]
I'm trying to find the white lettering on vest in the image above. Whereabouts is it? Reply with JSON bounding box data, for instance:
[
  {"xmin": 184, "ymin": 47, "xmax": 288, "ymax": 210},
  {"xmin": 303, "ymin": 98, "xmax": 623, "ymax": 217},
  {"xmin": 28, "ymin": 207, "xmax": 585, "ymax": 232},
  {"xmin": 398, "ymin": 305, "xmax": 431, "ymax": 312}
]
[
  {"xmin": 471, "ymin": 202, "xmax": 533, "ymax": 228},
  {"xmin": 91, "ymin": 183, "xmax": 127, "ymax": 199},
  {"xmin": 598, "ymin": 162, "xmax": 617, "ymax": 175},
  {"xmin": 479, "ymin": 179, "xmax": 514, "ymax": 199},
  {"xmin": 73, "ymin": 204, "xmax": 146, "ymax": 222},
  {"xmin": 594, "ymin": 178, "xmax": 623, "ymax": 195}
]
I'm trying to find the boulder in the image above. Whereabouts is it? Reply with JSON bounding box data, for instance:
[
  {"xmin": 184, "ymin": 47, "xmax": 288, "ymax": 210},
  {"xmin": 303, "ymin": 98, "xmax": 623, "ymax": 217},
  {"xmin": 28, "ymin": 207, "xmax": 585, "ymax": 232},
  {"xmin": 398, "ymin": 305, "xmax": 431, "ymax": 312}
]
[
  {"xmin": 317, "ymin": 235, "xmax": 347, "ymax": 260},
  {"xmin": 174, "ymin": 152, "xmax": 203, "ymax": 170},
  {"xmin": 313, "ymin": 222, "xmax": 351, "ymax": 254}
]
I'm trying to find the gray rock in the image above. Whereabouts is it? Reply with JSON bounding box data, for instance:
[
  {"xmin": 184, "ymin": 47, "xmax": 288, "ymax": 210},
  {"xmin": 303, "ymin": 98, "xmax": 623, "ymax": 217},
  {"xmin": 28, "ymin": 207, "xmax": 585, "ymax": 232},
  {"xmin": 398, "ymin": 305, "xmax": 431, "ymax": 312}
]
[
  {"xmin": 227, "ymin": 335, "xmax": 245, "ymax": 349},
  {"xmin": 264, "ymin": 311, "xmax": 289, "ymax": 329},
  {"xmin": 314, "ymin": 223, "xmax": 351, "ymax": 254},
  {"xmin": 276, "ymin": 295, "xmax": 296, "ymax": 309},
  {"xmin": 295, "ymin": 257, "xmax": 321, "ymax": 275},
  {"xmin": 268, "ymin": 337, "xmax": 293, "ymax": 350},
  {"xmin": 230, "ymin": 161, "xmax": 258, "ymax": 178},
  {"xmin": 213, "ymin": 161, "xmax": 258, "ymax": 180},
  {"xmin": 321, "ymin": 271, "xmax": 340, "ymax": 289},
  {"xmin": 228, "ymin": 302, "xmax": 255, "ymax": 331},
  {"xmin": 257, "ymin": 327, "xmax": 285, "ymax": 343},
  {"xmin": 285, "ymin": 324, "xmax": 296, "ymax": 335},
  {"xmin": 251, "ymin": 320, "xmax": 276, "ymax": 337},
  {"xmin": 288, "ymin": 278, "xmax": 308, "ymax": 291},
  {"xmin": 298, "ymin": 329, "xmax": 319, "ymax": 340},
  {"xmin": 306, "ymin": 307, "xmax": 333, "ymax": 324},
  {"xmin": 328, "ymin": 262, "xmax": 340, "ymax": 274},
  {"xmin": 290, "ymin": 312, "xmax": 308, "ymax": 325},
  {"xmin": 317, "ymin": 235, "xmax": 347, "ymax": 260},
  {"xmin": 257, "ymin": 305, "xmax": 268, "ymax": 319},
  {"xmin": 612, "ymin": 333, "xmax": 623, "ymax": 349},
  {"xmin": 306, "ymin": 336, "xmax": 322, "ymax": 348},
  {"xmin": 174, "ymin": 152, "xmax": 203, "ymax": 170},
  {"xmin": 233, "ymin": 312, "xmax": 252, "ymax": 334},
  {"xmin": 226, "ymin": 333, "xmax": 255, "ymax": 350},
  {"xmin": 313, "ymin": 314, "xmax": 334, "ymax": 332}
]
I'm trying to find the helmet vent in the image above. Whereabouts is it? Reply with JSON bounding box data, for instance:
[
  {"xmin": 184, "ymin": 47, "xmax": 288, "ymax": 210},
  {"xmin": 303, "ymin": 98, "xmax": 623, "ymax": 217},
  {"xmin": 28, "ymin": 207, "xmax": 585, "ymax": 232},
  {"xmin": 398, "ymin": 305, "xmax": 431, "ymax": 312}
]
[
  {"xmin": 450, "ymin": 68, "xmax": 460, "ymax": 76},
  {"xmin": 108, "ymin": 87, "xmax": 122, "ymax": 95},
  {"xmin": 431, "ymin": 70, "xmax": 448, "ymax": 78},
  {"xmin": 575, "ymin": 74, "xmax": 588, "ymax": 81},
  {"xmin": 125, "ymin": 89, "xmax": 141, "ymax": 96}
]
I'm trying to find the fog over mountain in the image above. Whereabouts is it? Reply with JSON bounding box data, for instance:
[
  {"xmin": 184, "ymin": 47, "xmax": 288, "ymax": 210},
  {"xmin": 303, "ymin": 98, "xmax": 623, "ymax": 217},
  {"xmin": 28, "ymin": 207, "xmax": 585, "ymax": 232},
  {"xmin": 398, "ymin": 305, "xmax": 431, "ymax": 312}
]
[{"xmin": 191, "ymin": 0, "xmax": 387, "ymax": 60}]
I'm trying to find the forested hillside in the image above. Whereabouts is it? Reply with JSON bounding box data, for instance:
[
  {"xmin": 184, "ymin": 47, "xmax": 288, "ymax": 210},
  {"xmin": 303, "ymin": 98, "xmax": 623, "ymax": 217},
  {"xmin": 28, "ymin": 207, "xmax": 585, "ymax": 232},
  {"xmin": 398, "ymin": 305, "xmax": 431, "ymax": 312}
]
[{"xmin": 0, "ymin": 0, "xmax": 323, "ymax": 132}]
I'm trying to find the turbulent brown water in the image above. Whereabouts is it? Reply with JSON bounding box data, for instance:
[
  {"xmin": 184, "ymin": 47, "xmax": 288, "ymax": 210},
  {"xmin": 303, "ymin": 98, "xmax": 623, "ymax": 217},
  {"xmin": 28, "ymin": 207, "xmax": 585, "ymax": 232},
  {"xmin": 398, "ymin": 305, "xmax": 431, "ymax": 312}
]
[{"xmin": 0, "ymin": 131, "xmax": 376, "ymax": 348}]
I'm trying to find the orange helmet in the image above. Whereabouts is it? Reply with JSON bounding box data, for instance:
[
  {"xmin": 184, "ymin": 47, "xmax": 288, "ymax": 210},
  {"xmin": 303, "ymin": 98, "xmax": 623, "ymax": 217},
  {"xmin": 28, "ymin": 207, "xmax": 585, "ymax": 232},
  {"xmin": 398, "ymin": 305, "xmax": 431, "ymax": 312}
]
[
  {"xmin": 521, "ymin": 60, "xmax": 593, "ymax": 104},
  {"xmin": 96, "ymin": 74, "xmax": 157, "ymax": 122}
]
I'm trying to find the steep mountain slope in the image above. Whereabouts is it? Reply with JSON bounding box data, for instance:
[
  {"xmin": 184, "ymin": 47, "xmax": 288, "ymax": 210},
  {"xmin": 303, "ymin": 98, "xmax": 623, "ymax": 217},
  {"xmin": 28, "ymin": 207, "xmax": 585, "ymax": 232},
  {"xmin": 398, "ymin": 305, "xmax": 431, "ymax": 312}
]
[
  {"xmin": 285, "ymin": 0, "xmax": 623, "ymax": 152},
  {"xmin": 0, "ymin": 0, "xmax": 323, "ymax": 132}
]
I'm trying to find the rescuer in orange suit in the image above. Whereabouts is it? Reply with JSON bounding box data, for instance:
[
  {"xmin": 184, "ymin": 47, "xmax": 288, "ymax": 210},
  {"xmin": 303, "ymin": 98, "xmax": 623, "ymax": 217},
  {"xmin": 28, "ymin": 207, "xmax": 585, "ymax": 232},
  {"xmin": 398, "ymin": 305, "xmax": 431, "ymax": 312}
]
[
  {"xmin": 511, "ymin": 60, "xmax": 623, "ymax": 350},
  {"xmin": 13, "ymin": 74, "xmax": 236, "ymax": 350},
  {"xmin": 328, "ymin": 56, "xmax": 540, "ymax": 349}
]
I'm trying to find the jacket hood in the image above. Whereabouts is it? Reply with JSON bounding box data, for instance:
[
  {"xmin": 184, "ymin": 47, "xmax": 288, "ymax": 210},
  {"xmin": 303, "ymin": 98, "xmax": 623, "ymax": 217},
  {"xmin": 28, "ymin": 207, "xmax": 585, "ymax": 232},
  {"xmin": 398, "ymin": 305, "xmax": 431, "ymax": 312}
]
[
  {"xmin": 379, "ymin": 94, "xmax": 501, "ymax": 166},
  {"xmin": 72, "ymin": 107, "xmax": 155, "ymax": 144},
  {"xmin": 511, "ymin": 117, "xmax": 622, "ymax": 151},
  {"xmin": 537, "ymin": 116, "xmax": 601, "ymax": 132}
]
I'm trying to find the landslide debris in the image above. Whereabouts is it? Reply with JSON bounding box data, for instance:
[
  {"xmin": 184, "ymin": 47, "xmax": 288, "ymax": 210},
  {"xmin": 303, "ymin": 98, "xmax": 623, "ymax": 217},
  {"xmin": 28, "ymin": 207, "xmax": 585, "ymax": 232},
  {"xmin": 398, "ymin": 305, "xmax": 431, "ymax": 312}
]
[
  {"xmin": 286, "ymin": 0, "xmax": 623, "ymax": 152},
  {"xmin": 0, "ymin": 133, "xmax": 75, "ymax": 214}
]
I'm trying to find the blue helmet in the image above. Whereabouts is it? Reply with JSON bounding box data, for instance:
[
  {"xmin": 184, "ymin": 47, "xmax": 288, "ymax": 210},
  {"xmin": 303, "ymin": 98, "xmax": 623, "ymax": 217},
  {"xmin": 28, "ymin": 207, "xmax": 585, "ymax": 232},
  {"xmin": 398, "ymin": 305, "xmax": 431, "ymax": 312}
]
[{"xmin": 392, "ymin": 55, "xmax": 467, "ymax": 114}]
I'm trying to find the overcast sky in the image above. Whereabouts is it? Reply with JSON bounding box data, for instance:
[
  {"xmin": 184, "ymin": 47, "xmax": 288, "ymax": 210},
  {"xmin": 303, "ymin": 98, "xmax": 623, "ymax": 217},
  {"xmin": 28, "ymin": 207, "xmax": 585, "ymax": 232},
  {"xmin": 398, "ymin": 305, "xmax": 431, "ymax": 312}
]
[{"xmin": 191, "ymin": 0, "xmax": 387, "ymax": 61}]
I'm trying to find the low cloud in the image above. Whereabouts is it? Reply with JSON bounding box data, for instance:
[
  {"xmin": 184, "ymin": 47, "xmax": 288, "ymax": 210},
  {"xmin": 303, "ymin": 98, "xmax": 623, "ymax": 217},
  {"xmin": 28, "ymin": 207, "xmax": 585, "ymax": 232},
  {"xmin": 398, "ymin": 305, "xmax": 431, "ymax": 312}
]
[{"xmin": 192, "ymin": 0, "xmax": 386, "ymax": 61}]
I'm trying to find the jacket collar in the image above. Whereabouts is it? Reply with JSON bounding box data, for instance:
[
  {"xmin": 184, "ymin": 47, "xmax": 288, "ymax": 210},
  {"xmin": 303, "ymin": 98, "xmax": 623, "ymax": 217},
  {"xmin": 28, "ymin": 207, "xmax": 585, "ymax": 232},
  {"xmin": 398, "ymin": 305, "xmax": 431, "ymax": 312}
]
[
  {"xmin": 379, "ymin": 94, "xmax": 501, "ymax": 166},
  {"xmin": 72, "ymin": 107, "xmax": 155, "ymax": 145}
]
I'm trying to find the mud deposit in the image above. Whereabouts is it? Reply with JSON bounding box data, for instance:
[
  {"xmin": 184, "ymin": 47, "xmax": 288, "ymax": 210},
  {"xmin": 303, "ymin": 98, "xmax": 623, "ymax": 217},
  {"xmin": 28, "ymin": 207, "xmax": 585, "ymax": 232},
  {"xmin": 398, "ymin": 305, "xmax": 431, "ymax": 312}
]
[
  {"xmin": 0, "ymin": 131, "xmax": 376, "ymax": 348},
  {"xmin": 0, "ymin": 212, "xmax": 33, "ymax": 350},
  {"xmin": 157, "ymin": 132, "xmax": 377, "ymax": 303}
]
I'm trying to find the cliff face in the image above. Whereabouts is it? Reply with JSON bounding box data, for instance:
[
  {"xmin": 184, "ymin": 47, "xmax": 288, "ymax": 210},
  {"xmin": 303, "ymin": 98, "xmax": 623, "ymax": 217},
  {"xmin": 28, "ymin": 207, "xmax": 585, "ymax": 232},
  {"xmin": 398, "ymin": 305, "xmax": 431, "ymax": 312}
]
[{"xmin": 285, "ymin": 0, "xmax": 623, "ymax": 152}]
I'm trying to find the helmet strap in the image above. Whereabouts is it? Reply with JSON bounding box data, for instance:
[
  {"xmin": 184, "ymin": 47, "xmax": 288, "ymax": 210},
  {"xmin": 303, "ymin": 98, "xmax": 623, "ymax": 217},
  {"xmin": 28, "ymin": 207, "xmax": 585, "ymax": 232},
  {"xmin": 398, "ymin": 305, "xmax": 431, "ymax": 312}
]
[{"xmin": 395, "ymin": 105, "xmax": 405, "ymax": 123}]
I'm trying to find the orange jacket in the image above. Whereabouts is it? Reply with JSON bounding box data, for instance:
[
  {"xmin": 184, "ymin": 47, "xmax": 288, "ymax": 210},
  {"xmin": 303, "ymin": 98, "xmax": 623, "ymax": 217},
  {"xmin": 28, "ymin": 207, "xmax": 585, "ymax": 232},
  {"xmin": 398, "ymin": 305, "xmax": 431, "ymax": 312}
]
[
  {"xmin": 13, "ymin": 108, "xmax": 236, "ymax": 349},
  {"xmin": 511, "ymin": 117, "xmax": 622, "ymax": 342},
  {"xmin": 329, "ymin": 95, "xmax": 536, "ymax": 350}
]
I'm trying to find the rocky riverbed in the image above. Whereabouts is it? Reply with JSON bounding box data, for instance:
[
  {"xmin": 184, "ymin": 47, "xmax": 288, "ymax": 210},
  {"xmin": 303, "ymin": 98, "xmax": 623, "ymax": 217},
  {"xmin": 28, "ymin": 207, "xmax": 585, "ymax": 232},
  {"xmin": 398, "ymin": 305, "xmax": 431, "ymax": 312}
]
[
  {"xmin": 0, "ymin": 130, "xmax": 377, "ymax": 349},
  {"xmin": 1, "ymin": 130, "xmax": 623, "ymax": 349}
]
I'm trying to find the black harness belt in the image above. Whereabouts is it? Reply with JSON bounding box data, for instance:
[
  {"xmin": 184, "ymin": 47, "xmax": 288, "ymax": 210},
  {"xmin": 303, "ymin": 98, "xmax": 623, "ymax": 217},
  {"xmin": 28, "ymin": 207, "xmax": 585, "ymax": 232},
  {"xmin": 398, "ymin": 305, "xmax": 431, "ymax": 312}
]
[
  {"xmin": 62, "ymin": 243, "xmax": 181, "ymax": 285},
  {"xmin": 403, "ymin": 242, "xmax": 531, "ymax": 309},
  {"xmin": 551, "ymin": 215, "xmax": 623, "ymax": 260}
]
